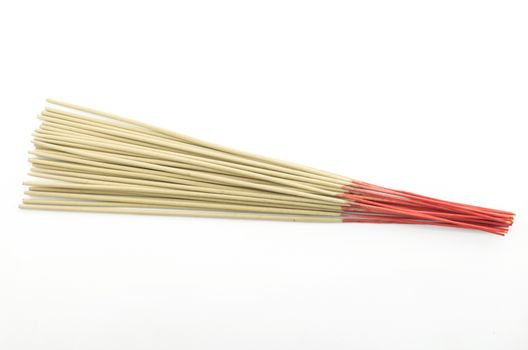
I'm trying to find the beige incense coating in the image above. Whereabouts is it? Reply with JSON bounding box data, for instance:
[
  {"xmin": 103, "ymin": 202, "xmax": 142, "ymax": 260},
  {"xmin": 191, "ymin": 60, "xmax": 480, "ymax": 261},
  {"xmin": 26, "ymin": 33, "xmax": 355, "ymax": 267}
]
[
  {"xmin": 20, "ymin": 204, "xmax": 342, "ymax": 223},
  {"xmin": 21, "ymin": 99, "xmax": 360, "ymax": 224},
  {"xmin": 46, "ymin": 99, "xmax": 351, "ymax": 182},
  {"xmin": 38, "ymin": 112, "xmax": 346, "ymax": 188},
  {"xmin": 33, "ymin": 140, "xmax": 346, "ymax": 204},
  {"xmin": 33, "ymin": 133, "xmax": 342, "ymax": 195},
  {"xmin": 24, "ymin": 189, "xmax": 342, "ymax": 217}
]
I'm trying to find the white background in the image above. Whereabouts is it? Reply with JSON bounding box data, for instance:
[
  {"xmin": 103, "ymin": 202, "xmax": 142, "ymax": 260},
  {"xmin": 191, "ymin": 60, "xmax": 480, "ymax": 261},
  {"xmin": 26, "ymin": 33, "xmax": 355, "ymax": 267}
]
[{"xmin": 1, "ymin": 1, "xmax": 527, "ymax": 349}]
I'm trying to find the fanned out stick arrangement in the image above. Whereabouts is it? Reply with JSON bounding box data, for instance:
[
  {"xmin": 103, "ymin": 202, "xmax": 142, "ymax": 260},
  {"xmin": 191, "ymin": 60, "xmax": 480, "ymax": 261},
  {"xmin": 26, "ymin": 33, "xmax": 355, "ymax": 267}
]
[{"xmin": 20, "ymin": 99, "xmax": 514, "ymax": 235}]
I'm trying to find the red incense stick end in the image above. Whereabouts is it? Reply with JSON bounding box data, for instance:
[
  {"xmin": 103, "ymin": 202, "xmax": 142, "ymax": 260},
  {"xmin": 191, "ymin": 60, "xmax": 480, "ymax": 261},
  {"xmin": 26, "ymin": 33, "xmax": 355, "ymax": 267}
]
[{"xmin": 339, "ymin": 180, "xmax": 514, "ymax": 235}]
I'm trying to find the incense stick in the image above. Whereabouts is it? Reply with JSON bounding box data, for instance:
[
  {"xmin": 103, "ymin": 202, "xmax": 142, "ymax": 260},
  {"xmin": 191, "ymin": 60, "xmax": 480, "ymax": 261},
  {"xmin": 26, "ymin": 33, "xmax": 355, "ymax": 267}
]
[{"xmin": 20, "ymin": 99, "xmax": 514, "ymax": 235}]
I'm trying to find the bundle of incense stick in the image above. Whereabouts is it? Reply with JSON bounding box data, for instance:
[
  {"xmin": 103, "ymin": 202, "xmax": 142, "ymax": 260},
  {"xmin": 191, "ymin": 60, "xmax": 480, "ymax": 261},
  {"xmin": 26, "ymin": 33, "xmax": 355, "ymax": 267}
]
[{"xmin": 20, "ymin": 99, "xmax": 514, "ymax": 235}]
